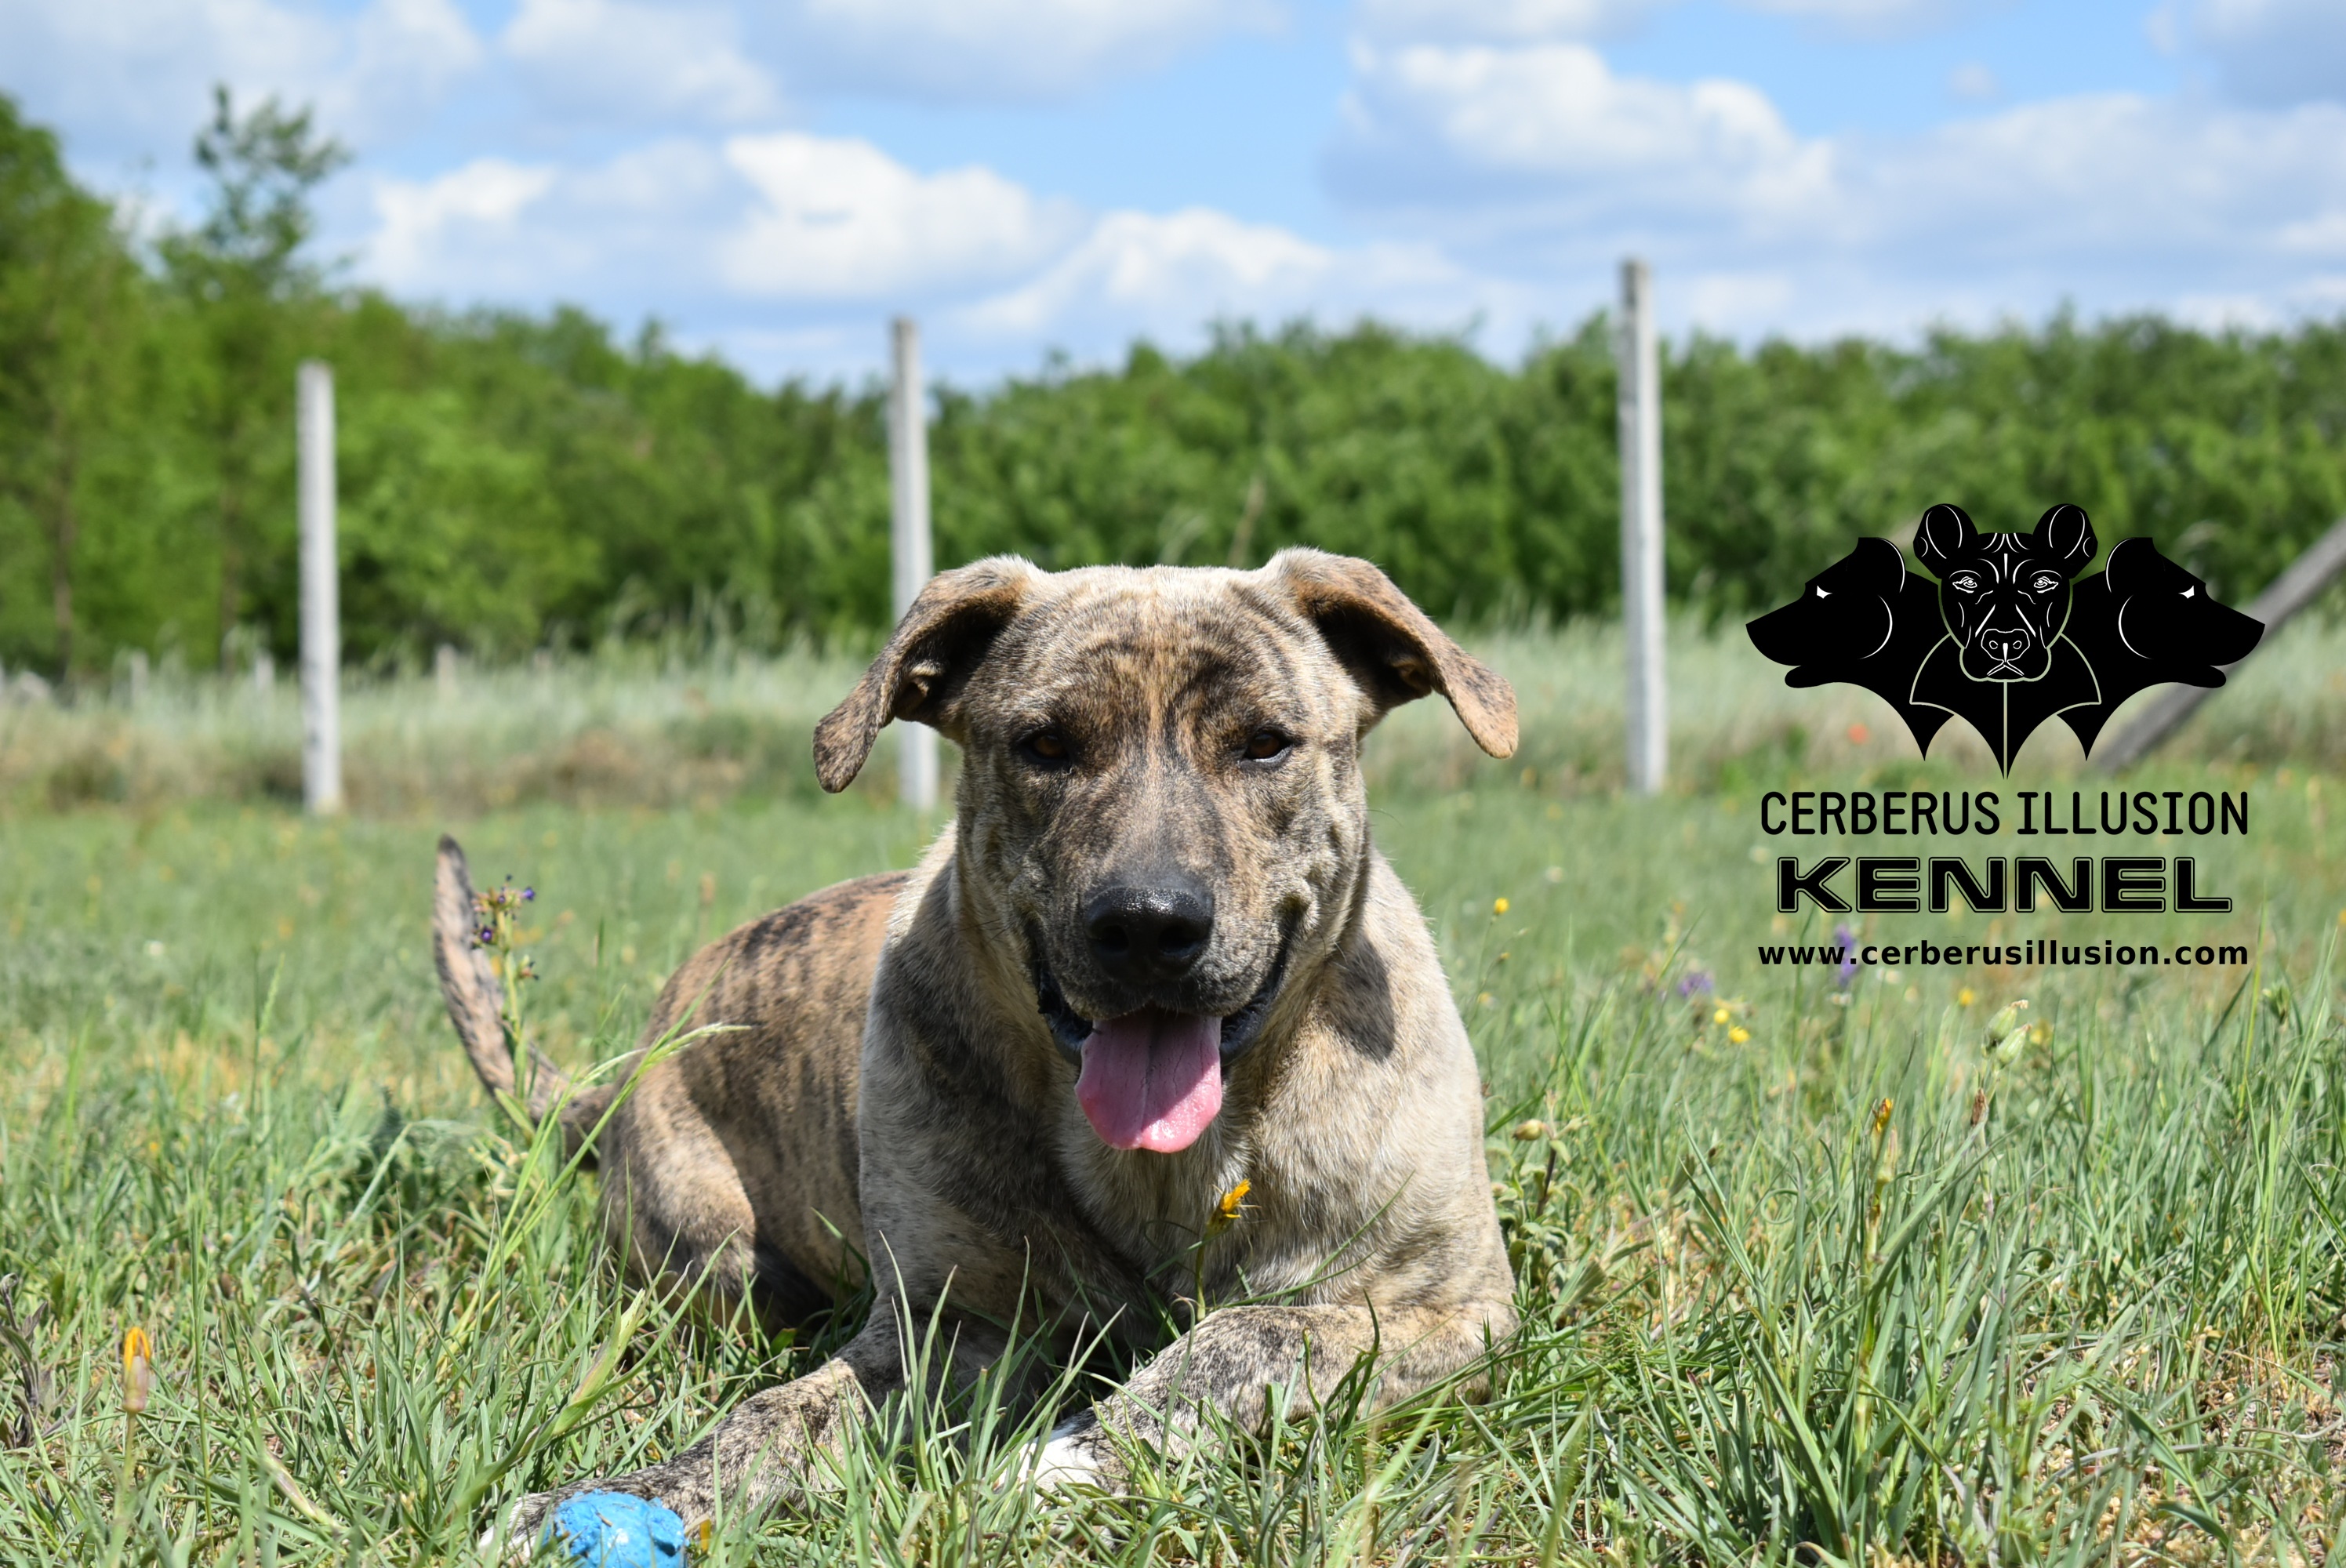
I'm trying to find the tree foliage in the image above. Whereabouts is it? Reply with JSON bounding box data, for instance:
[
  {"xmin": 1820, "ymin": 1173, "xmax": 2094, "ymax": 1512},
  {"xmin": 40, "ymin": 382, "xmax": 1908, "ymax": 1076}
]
[{"xmin": 3, "ymin": 90, "xmax": 2344, "ymax": 682}]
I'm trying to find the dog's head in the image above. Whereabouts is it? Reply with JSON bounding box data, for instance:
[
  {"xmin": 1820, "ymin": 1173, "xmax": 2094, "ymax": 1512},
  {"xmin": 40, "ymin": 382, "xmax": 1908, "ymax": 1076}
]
[
  {"xmin": 1745, "ymin": 536, "xmax": 1908, "ymax": 683},
  {"xmin": 2096, "ymin": 535, "xmax": 2263, "ymax": 677},
  {"xmin": 1913, "ymin": 503, "xmax": 2097, "ymax": 681},
  {"xmin": 813, "ymin": 549, "xmax": 1515, "ymax": 1155}
]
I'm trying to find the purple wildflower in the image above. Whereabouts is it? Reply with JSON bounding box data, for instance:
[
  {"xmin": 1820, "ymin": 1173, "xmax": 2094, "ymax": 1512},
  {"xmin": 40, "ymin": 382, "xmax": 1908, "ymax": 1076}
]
[
  {"xmin": 1677, "ymin": 970, "xmax": 1714, "ymax": 998},
  {"xmin": 522, "ymin": 887, "xmax": 536, "ymax": 902},
  {"xmin": 1833, "ymin": 924, "xmax": 1859, "ymax": 985}
]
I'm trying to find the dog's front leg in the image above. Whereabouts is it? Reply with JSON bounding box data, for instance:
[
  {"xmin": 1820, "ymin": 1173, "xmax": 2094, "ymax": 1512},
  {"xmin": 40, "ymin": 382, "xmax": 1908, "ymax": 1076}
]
[
  {"xmin": 490, "ymin": 1312, "xmax": 1008, "ymax": 1553},
  {"xmin": 1030, "ymin": 1299, "xmax": 1512, "ymax": 1492}
]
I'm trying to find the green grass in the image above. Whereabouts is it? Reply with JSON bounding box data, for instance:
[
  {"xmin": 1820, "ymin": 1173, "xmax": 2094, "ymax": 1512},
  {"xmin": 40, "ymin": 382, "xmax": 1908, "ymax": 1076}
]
[{"xmin": 3, "ymin": 626, "xmax": 2345, "ymax": 1564}]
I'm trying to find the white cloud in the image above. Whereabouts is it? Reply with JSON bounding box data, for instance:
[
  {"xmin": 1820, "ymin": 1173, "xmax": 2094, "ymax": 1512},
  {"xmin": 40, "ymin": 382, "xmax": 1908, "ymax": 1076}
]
[
  {"xmin": 961, "ymin": 209, "xmax": 1334, "ymax": 336},
  {"xmin": 1326, "ymin": 40, "xmax": 2346, "ymax": 339},
  {"xmin": 1353, "ymin": 0, "xmax": 1992, "ymax": 44},
  {"xmin": 2277, "ymin": 212, "xmax": 2346, "ymax": 256},
  {"xmin": 1945, "ymin": 61, "xmax": 2000, "ymax": 102},
  {"xmin": 372, "ymin": 159, "xmax": 557, "ymax": 289},
  {"xmin": 955, "ymin": 208, "xmax": 1510, "ymax": 359},
  {"xmin": 1676, "ymin": 270, "xmax": 1796, "ymax": 322},
  {"xmin": 0, "ymin": 0, "xmax": 1269, "ymax": 175},
  {"xmin": 775, "ymin": 0, "xmax": 1275, "ymax": 102},
  {"xmin": 2158, "ymin": 0, "xmax": 2346, "ymax": 107},
  {"xmin": 1729, "ymin": 0, "xmax": 1981, "ymax": 38},
  {"xmin": 1330, "ymin": 42, "xmax": 1835, "ymax": 235},
  {"xmin": 368, "ymin": 140, "xmax": 739, "ymax": 299},
  {"xmin": 502, "ymin": 0, "xmax": 781, "ymax": 125},
  {"xmin": 1354, "ymin": 0, "xmax": 1662, "ymax": 43},
  {"xmin": 345, "ymin": 0, "xmax": 485, "ymax": 117},
  {"xmin": 719, "ymin": 133, "xmax": 1080, "ymax": 298},
  {"xmin": 0, "ymin": 0, "xmax": 484, "ymax": 158},
  {"xmin": 354, "ymin": 126, "xmax": 1493, "ymax": 378}
]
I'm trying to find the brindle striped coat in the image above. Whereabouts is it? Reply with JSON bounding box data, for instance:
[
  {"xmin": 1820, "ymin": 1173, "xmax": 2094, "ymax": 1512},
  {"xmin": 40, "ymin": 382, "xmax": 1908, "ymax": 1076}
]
[{"xmin": 435, "ymin": 549, "xmax": 1520, "ymax": 1546}]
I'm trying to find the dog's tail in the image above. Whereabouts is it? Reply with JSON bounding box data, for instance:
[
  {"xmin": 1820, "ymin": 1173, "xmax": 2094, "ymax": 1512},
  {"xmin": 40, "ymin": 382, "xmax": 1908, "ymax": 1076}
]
[{"xmin": 434, "ymin": 834, "xmax": 614, "ymax": 1155}]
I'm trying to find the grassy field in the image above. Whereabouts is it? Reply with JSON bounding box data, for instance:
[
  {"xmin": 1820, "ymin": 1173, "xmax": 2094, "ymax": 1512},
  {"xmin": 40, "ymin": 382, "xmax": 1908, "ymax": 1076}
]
[{"xmin": 3, "ymin": 622, "xmax": 2345, "ymax": 1564}]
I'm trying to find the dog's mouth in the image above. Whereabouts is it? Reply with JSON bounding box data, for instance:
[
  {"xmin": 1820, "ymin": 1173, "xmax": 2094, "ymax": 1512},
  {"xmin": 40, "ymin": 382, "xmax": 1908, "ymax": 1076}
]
[{"xmin": 1031, "ymin": 931, "xmax": 1294, "ymax": 1155}]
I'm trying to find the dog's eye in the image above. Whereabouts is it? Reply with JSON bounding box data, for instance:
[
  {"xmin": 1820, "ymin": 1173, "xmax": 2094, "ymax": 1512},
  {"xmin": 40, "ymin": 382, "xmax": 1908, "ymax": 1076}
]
[
  {"xmin": 1241, "ymin": 729, "xmax": 1294, "ymax": 764},
  {"xmin": 2182, "ymin": 586, "xmax": 2196, "ymax": 598},
  {"xmin": 2031, "ymin": 574, "xmax": 2060, "ymax": 593},
  {"xmin": 1812, "ymin": 586, "xmax": 1832, "ymax": 598},
  {"xmin": 1950, "ymin": 574, "xmax": 1979, "ymax": 593},
  {"xmin": 1021, "ymin": 728, "xmax": 1073, "ymax": 766}
]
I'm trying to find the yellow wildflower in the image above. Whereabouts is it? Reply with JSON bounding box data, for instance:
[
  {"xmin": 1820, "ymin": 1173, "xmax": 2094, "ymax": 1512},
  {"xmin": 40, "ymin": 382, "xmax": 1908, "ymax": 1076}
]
[
  {"xmin": 1207, "ymin": 1180, "xmax": 1252, "ymax": 1236},
  {"xmin": 122, "ymin": 1326, "xmax": 153, "ymax": 1414}
]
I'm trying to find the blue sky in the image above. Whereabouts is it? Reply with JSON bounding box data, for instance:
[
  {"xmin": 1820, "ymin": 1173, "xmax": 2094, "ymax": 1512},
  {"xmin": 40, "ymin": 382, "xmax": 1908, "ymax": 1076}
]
[{"xmin": 3, "ymin": 0, "xmax": 2341, "ymax": 383}]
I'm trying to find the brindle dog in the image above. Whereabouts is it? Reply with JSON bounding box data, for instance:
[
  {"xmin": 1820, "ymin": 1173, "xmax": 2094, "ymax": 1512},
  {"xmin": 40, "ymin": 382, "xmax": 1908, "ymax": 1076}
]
[{"xmin": 436, "ymin": 548, "xmax": 1521, "ymax": 1549}]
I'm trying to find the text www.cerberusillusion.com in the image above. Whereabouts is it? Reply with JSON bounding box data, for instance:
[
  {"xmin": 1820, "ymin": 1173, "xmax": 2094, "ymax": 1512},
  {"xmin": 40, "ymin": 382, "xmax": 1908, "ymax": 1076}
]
[{"xmin": 1756, "ymin": 938, "xmax": 2252, "ymax": 970}]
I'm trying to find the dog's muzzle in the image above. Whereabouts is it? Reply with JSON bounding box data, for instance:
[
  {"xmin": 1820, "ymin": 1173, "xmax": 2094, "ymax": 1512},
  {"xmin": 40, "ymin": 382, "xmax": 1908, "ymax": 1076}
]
[
  {"xmin": 1029, "ymin": 913, "xmax": 1297, "ymax": 1152},
  {"xmin": 1033, "ymin": 925, "xmax": 1292, "ymax": 1072}
]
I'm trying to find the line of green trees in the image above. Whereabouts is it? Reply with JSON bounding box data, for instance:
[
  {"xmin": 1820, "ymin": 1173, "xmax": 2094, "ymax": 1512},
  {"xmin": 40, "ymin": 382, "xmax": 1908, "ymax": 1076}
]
[{"xmin": 5, "ymin": 89, "xmax": 2346, "ymax": 682}]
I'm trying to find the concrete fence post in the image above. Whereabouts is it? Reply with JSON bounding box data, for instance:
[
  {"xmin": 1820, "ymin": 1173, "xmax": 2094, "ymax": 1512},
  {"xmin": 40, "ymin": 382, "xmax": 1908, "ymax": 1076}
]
[
  {"xmin": 298, "ymin": 360, "xmax": 342, "ymax": 814},
  {"xmin": 889, "ymin": 317, "xmax": 939, "ymax": 811},
  {"xmin": 1616, "ymin": 259, "xmax": 1667, "ymax": 796}
]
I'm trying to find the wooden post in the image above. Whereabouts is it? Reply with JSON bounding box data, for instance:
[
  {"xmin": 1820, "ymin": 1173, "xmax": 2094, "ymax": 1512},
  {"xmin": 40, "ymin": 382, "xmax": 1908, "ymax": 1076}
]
[
  {"xmin": 2091, "ymin": 514, "xmax": 2346, "ymax": 771},
  {"xmin": 889, "ymin": 317, "xmax": 939, "ymax": 811},
  {"xmin": 298, "ymin": 361, "xmax": 342, "ymax": 814},
  {"xmin": 1616, "ymin": 259, "xmax": 1667, "ymax": 796}
]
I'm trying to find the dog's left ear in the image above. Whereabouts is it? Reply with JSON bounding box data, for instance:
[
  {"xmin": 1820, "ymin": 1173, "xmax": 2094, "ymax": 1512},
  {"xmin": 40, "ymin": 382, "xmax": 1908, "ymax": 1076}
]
[
  {"xmin": 2032, "ymin": 504, "xmax": 2097, "ymax": 572},
  {"xmin": 813, "ymin": 557, "xmax": 1038, "ymax": 792},
  {"xmin": 1267, "ymin": 548, "xmax": 1518, "ymax": 758}
]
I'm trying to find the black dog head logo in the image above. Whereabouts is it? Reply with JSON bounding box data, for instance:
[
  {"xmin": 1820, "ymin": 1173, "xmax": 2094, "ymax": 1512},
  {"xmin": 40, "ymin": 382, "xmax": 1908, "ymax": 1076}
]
[
  {"xmin": 2060, "ymin": 535, "xmax": 2263, "ymax": 755},
  {"xmin": 1744, "ymin": 536, "xmax": 1952, "ymax": 753},
  {"xmin": 1912, "ymin": 502, "xmax": 2095, "ymax": 682},
  {"xmin": 1747, "ymin": 503, "xmax": 2263, "ymax": 774}
]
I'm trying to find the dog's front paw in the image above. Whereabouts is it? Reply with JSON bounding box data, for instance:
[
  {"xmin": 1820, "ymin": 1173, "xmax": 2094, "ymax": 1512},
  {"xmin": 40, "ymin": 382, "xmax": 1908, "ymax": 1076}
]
[
  {"xmin": 480, "ymin": 1489, "xmax": 557, "ymax": 1563},
  {"xmin": 1022, "ymin": 1417, "xmax": 1127, "ymax": 1496}
]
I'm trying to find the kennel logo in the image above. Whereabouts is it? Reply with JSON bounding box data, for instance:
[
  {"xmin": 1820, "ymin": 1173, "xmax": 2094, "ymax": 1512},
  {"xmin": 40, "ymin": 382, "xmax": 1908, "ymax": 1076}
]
[{"xmin": 1746, "ymin": 504, "xmax": 2264, "ymax": 773}]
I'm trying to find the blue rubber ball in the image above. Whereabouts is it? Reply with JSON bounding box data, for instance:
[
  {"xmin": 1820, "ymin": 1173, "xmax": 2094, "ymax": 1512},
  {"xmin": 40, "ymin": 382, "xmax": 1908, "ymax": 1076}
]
[{"xmin": 545, "ymin": 1492, "xmax": 688, "ymax": 1567}]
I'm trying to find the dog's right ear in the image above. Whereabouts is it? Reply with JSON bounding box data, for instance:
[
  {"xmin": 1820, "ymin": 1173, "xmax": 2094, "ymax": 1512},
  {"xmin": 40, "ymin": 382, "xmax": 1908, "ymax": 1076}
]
[
  {"xmin": 1912, "ymin": 503, "xmax": 1977, "ymax": 572},
  {"xmin": 812, "ymin": 557, "xmax": 1037, "ymax": 793}
]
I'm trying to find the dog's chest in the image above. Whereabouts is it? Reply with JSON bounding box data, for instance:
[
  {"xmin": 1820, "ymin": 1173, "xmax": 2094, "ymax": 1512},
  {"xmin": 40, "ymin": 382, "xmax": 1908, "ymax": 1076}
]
[{"xmin": 1045, "ymin": 1123, "xmax": 1369, "ymax": 1307}]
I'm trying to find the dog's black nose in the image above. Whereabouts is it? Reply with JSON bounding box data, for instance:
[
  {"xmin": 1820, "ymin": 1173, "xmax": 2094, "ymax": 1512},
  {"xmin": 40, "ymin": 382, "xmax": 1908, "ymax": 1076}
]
[{"xmin": 1084, "ymin": 880, "xmax": 1214, "ymax": 982}]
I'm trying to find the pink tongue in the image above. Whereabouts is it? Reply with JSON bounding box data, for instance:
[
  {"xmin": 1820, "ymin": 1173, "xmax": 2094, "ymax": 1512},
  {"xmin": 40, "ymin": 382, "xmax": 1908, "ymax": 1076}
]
[{"xmin": 1075, "ymin": 1010, "xmax": 1225, "ymax": 1152}]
